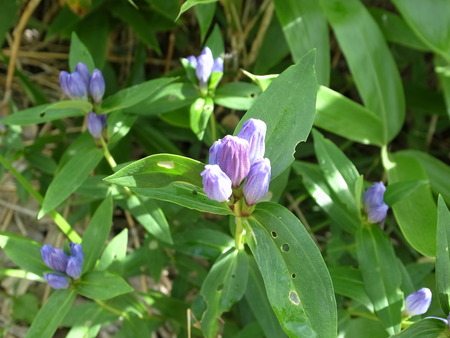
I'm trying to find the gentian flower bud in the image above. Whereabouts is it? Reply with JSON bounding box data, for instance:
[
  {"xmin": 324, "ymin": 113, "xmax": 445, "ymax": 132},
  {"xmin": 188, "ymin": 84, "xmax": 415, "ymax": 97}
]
[
  {"xmin": 87, "ymin": 112, "xmax": 107, "ymax": 139},
  {"xmin": 210, "ymin": 135, "xmax": 250, "ymax": 188},
  {"xmin": 66, "ymin": 243, "xmax": 84, "ymax": 279},
  {"xmin": 59, "ymin": 71, "xmax": 88, "ymax": 100},
  {"xmin": 363, "ymin": 182, "xmax": 389, "ymax": 224},
  {"xmin": 41, "ymin": 245, "xmax": 70, "ymax": 273},
  {"xmin": 89, "ymin": 69, "xmax": 105, "ymax": 104},
  {"xmin": 243, "ymin": 158, "xmax": 271, "ymax": 205},
  {"xmin": 75, "ymin": 62, "xmax": 90, "ymax": 88},
  {"xmin": 201, "ymin": 164, "xmax": 232, "ymax": 202},
  {"xmin": 44, "ymin": 273, "xmax": 70, "ymax": 289},
  {"xmin": 212, "ymin": 57, "xmax": 223, "ymax": 73},
  {"xmin": 237, "ymin": 119, "xmax": 267, "ymax": 164},
  {"xmin": 186, "ymin": 55, "xmax": 198, "ymax": 68},
  {"xmin": 405, "ymin": 288, "xmax": 432, "ymax": 316},
  {"xmin": 196, "ymin": 47, "xmax": 214, "ymax": 86}
]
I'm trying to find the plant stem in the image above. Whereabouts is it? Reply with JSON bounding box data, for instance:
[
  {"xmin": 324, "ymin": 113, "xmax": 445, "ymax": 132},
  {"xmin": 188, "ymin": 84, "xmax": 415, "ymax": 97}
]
[
  {"xmin": 234, "ymin": 216, "xmax": 244, "ymax": 250},
  {"xmin": 100, "ymin": 136, "xmax": 117, "ymax": 169},
  {"xmin": 0, "ymin": 154, "xmax": 81, "ymax": 243},
  {"xmin": 209, "ymin": 111, "xmax": 217, "ymax": 142}
]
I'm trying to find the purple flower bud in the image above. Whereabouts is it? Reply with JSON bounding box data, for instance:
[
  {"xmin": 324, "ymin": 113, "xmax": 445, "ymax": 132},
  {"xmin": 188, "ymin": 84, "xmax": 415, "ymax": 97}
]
[
  {"xmin": 44, "ymin": 273, "xmax": 70, "ymax": 289},
  {"xmin": 87, "ymin": 112, "xmax": 107, "ymax": 139},
  {"xmin": 237, "ymin": 119, "xmax": 267, "ymax": 164},
  {"xmin": 405, "ymin": 288, "xmax": 432, "ymax": 316},
  {"xmin": 66, "ymin": 243, "xmax": 84, "ymax": 279},
  {"xmin": 212, "ymin": 58, "xmax": 223, "ymax": 73},
  {"xmin": 75, "ymin": 62, "xmax": 91, "ymax": 88},
  {"xmin": 243, "ymin": 158, "xmax": 271, "ymax": 205},
  {"xmin": 186, "ymin": 56, "xmax": 198, "ymax": 68},
  {"xmin": 363, "ymin": 182, "xmax": 388, "ymax": 224},
  {"xmin": 59, "ymin": 71, "xmax": 88, "ymax": 100},
  {"xmin": 41, "ymin": 245, "xmax": 69, "ymax": 273},
  {"xmin": 426, "ymin": 316, "xmax": 449, "ymax": 325},
  {"xmin": 209, "ymin": 135, "xmax": 250, "ymax": 188},
  {"xmin": 196, "ymin": 47, "xmax": 214, "ymax": 86},
  {"xmin": 201, "ymin": 164, "xmax": 233, "ymax": 202},
  {"xmin": 89, "ymin": 69, "xmax": 105, "ymax": 104}
]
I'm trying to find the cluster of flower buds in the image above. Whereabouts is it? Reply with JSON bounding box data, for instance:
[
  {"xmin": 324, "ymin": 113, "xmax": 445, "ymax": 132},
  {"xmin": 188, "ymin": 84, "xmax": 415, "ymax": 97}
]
[
  {"xmin": 363, "ymin": 181, "xmax": 389, "ymax": 224},
  {"xmin": 40, "ymin": 243, "xmax": 84, "ymax": 289},
  {"xmin": 59, "ymin": 62, "xmax": 105, "ymax": 104},
  {"xmin": 201, "ymin": 119, "xmax": 271, "ymax": 212},
  {"xmin": 185, "ymin": 47, "xmax": 223, "ymax": 90},
  {"xmin": 405, "ymin": 287, "xmax": 432, "ymax": 316}
]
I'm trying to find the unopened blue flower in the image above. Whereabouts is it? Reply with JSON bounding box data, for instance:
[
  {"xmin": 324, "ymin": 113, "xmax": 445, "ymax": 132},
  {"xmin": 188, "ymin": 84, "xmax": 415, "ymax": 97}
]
[
  {"xmin": 59, "ymin": 71, "xmax": 88, "ymax": 100},
  {"xmin": 363, "ymin": 182, "xmax": 388, "ymax": 224},
  {"xmin": 186, "ymin": 55, "xmax": 198, "ymax": 68},
  {"xmin": 87, "ymin": 112, "xmax": 107, "ymax": 139},
  {"xmin": 75, "ymin": 62, "xmax": 91, "ymax": 88},
  {"xmin": 405, "ymin": 288, "xmax": 432, "ymax": 316},
  {"xmin": 209, "ymin": 135, "xmax": 250, "ymax": 188},
  {"xmin": 44, "ymin": 273, "xmax": 70, "ymax": 289},
  {"xmin": 243, "ymin": 158, "xmax": 271, "ymax": 205},
  {"xmin": 41, "ymin": 243, "xmax": 84, "ymax": 288},
  {"xmin": 89, "ymin": 69, "xmax": 105, "ymax": 104},
  {"xmin": 237, "ymin": 119, "xmax": 267, "ymax": 164},
  {"xmin": 201, "ymin": 164, "xmax": 233, "ymax": 202},
  {"xmin": 212, "ymin": 57, "xmax": 224, "ymax": 73},
  {"xmin": 186, "ymin": 47, "xmax": 223, "ymax": 87}
]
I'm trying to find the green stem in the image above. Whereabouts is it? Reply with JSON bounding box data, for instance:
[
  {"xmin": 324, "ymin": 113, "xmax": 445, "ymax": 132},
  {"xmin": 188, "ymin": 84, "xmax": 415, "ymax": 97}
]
[
  {"xmin": 100, "ymin": 136, "xmax": 117, "ymax": 169},
  {"xmin": 95, "ymin": 299, "xmax": 130, "ymax": 320},
  {"xmin": 0, "ymin": 154, "xmax": 81, "ymax": 243},
  {"xmin": 209, "ymin": 110, "xmax": 217, "ymax": 142},
  {"xmin": 234, "ymin": 216, "xmax": 244, "ymax": 250}
]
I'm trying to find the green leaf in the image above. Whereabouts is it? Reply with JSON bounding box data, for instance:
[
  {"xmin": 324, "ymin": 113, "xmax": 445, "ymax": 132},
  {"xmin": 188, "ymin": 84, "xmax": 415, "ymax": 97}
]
[
  {"xmin": 133, "ymin": 183, "xmax": 232, "ymax": 215},
  {"xmin": 194, "ymin": 2, "xmax": 216, "ymax": 43},
  {"xmin": 0, "ymin": 0, "xmax": 19, "ymax": 47},
  {"xmin": 26, "ymin": 290, "xmax": 77, "ymax": 338},
  {"xmin": 193, "ymin": 249, "xmax": 248, "ymax": 338},
  {"xmin": 76, "ymin": 271, "xmax": 134, "ymax": 300},
  {"xmin": 1, "ymin": 101, "xmax": 91, "ymax": 126},
  {"xmin": 356, "ymin": 226, "xmax": 403, "ymax": 335},
  {"xmin": 190, "ymin": 96, "xmax": 214, "ymax": 140},
  {"xmin": 293, "ymin": 161, "xmax": 360, "ymax": 234},
  {"xmin": 104, "ymin": 154, "xmax": 204, "ymax": 188},
  {"xmin": 312, "ymin": 129, "xmax": 360, "ymax": 215},
  {"xmin": 245, "ymin": 202, "xmax": 337, "ymax": 337},
  {"xmin": 273, "ymin": 0, "xmax": 330, "ymax": 85},
  {"xmin": 204, "ymin": 24, "xmax": 224, "ymax": 59},
  {"xmin": 320, "ymin": 0, "xmax": 405, "ymax": 144},
  {"xmin": 397, "ymin": 150, "xmax": 450, "ymax": 205},
  {"xmin": 69, "ymin": 32, "xmax": 95, "ymax": 72},
  {"xmin": 39, "ymin": 147, "xmax": 104, "ymax": 218},
  {"xmin": 329, "ymin": 266, "xmax": 373, "ymax": 312},
  {"xmin": 235, "ymin": 50, "xmax": 317, "ymax": 179},
  {"xmin": 125, "ymin": 194, "xmax": 173, "ymax": 244},
  {"xmin": 384, "ymin": 180, "xmax": 428, "ymax": 206},
  {"xmin": 386, "ymin": 152, "xmax": 437, "ymax": 257},
  {"xmin": 245, "ymin": 258, "xmax": 287, "ymax": 338},
  {"xmin": 214, "ymin": 82, "xmax": 261, "ymax": 110},
  {"xmin": 391, "ymin": 0, "xmax": 450, "ymax": 60},
  {"xmin": 370, "ymin": 8, "xmax": 429, "ymax": 51},
  {"xmin": 97, "ymin": 229, "xmax": 128, "ymax": 274},
  {"xmin": 393, "ymin": 318, "xmax": 447, "ymax": 337},
  {"xmin": 177, "ymin": 0, "xmax": 218, "ymax": 21},
  {"xmin": 435, "ymin": 55, "xmax": 450, "ymax": 119},
  {"xmin": 82, "ymin": 196, "xmax": 113, "ymax": 273},
  {"xmin": 315, "ymin": 86, "xmax": 384, "ymax": 146},
  {"xmin": 173, "ymin": 229, "xmax": 233, "ymax": 259},
  {"xmin": 436, "ymin": 195, "xmax": 450, "ymax": 315},
  {"xmin": 0, "ymin": 232, "xmax": 47, "ymax": 277},
  {"xmin": 98, "ymin": 77, "xmax": 175, "ymax": 114}
]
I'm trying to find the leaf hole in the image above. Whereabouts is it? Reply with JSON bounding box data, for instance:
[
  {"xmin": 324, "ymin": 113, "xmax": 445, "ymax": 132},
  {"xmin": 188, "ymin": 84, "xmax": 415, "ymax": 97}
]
[
  {"xmin": 271, "ymin": 231, "xmax": 277, "ymax": 238},
  {"xmin": 231, "ymin": 274, "xmax": 235, "ymax": 278},
  {"xmin": 289, "ymin": 291, "xmax": 300, "ymax": 305},
  {"xmin": 40, "ymin": 112, "xmax": 46, "ymax": 117},
  {"xmin": 291, "ymin": 273, "xmax": 296, "ymax": 279},
  {"xmin": 217, "ymin": 283, "xmax": 224, "ymax": 291},
  {"xmin": 157, "ymin": 161, "xmax": 174, "ymax": 169},
  {"xmin": 281, "ymin": 243, "xmax": 290, "ymax": 252}
]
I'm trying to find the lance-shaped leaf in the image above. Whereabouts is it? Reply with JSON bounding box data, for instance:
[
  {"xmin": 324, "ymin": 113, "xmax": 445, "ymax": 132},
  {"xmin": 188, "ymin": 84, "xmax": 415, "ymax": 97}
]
[
  {"xmin": 245, "ymin": 202, "xmax": 337, "ymax": 337},
  {"xmin": 76, "ymin": 271, "xmax": 134, "ymax": 300},
  {"xmin": 235, "ymin": 50, "xmax": 317, "ymax": 179},
  {"xmin": 356, "ymin": 225, "xmax": 403, "ymax": 335},
  {"xmin": 436, "ymin": 195, "xmax": 450, "ymax": 315},
  {"xmin": 192, "ymin": 249, "xmax": 249, "ymax": 338}
]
